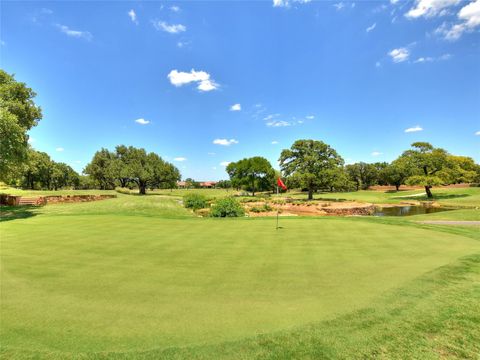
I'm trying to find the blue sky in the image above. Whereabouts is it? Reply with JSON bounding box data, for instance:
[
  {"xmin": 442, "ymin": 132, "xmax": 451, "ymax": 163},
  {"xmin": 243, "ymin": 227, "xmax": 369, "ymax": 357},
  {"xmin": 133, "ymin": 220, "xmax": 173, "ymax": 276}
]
[{"xmin": 2, "ymin": 0, "xmax": 479, "ymax": 180}]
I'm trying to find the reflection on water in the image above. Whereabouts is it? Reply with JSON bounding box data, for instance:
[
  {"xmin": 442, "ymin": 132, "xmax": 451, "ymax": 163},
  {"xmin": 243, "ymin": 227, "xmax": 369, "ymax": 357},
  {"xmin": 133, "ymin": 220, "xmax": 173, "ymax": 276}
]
[{"xmin": 373, "ymin": 205, "xmax": 453, "ymax": 217}]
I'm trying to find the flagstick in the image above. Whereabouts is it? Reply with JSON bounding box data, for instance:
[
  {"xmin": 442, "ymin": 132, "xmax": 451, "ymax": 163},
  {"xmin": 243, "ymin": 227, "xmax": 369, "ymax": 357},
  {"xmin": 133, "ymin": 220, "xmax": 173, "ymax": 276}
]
[{"xmin": 276, "ymin": 185, "xmax": 279, "ymax": 230}]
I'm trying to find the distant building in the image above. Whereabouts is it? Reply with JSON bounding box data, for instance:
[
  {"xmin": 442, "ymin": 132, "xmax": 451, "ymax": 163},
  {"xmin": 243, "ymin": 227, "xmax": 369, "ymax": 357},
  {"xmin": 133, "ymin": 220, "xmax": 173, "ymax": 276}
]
[
  {"xmin": 176, "ymin": 181, "xmax": 217, "ymax": 189},
  {"xmin": 199, "ymin": 181, "xmax": 217, "ymax": 188}
]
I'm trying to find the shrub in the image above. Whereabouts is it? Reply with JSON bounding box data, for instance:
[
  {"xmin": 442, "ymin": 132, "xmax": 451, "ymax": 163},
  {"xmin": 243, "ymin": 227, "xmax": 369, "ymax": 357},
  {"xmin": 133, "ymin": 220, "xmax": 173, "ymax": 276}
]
[
  {"xmin": 183, "ymin": 193, "xmax": 208, "ymax": 210},
  {"xmin": 250, "ymin": 203, "xmax": 273, "ymax": 213},
  {"xmin": 210, "ymin": 197, "xmax": 245, "ymax": 217}
]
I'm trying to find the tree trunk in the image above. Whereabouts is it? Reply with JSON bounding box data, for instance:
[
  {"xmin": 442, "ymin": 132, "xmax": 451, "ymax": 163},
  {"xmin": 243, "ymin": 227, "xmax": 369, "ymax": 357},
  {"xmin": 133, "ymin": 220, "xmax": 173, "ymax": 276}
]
[
  {"xmin": 425, "ymin": 185, "xmax": 433, "ymax": 198},
  {"xmin": 308, "ymin": 188, "xmax": 313, "ymax": 200},
  {"xmin": 395, "ymin": 184, "xmax": 400, "ymax": 191}
]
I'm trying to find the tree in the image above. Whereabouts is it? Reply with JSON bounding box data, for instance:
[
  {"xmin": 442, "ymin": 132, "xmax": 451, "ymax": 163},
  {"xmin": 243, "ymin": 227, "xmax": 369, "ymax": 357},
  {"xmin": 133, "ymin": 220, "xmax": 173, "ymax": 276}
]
[
  {"xmin": 345, "ymin": 162, "xmax": 378, "ymax": 190},
  {"xmin": 400, "ymin": 142, "xmax": 449, "ymax": 198},
  {"xmin": 21, "ymin": 149, "xmax": 53, "ymax": 189},
  {"xmin": 226, "ymin": 156, "xmax": 275, "ymax": 196},
  {"xmin": 379, "ymin": 158, "xmax": 411, "ymax": 191},
  {"xmin": 84, "ymin": 148, "xmax": 116, "ymax": 190},
  {"xmin": 279, "ymin": 140, "xmax": 344, "ymax": 200},
  {"xmin": 0, "ymin": 70, "xmax": 42, "ymax": 178}
]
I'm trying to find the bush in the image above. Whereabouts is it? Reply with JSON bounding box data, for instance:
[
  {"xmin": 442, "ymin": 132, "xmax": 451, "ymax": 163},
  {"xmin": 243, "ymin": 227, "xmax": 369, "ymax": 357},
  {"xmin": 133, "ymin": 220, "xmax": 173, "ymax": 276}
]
[
  {"xmin": 210, "ymin": 197, "xmax": 245, "ymax": 217},
  {"xmin": 250, "ymin": 203, "xmax": 273, "ymax": 213},
  {"xmin": 183, "ymin": 193, "xmax": 208, "ymax": 210}
]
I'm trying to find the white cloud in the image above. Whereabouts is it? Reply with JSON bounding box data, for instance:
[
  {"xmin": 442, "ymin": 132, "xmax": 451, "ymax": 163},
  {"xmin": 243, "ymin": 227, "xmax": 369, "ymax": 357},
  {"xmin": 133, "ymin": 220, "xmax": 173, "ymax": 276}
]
[
  {"xmin": 414, "ymin": 54, "xmax": 452, "ymax": 63},
  {"xmin": 306, "ymin": 115, "xmax": 315, "ymax": 120},
  {"xmin": 475, "ymin": 130, "xmax": 480, "ymax": 135},
  {"xmin": 375, "ymin": 61, "xmax": 381, "ymax": 67},
  {"xmin": 267, "ymin": 120, "xmax": 292, "ymax": 127},
  {"xmin": 170, "ymin": 5, "xmax": 180, "ymax": 12},
  {"xmin": 153, "ymin": 21, "xmax": 186, "ymax": 33},
  {"xmin": 168, "ymin": 69, "xmax": 219, "ymax": 92},
  {"xmin": 208, "ymin": 152, "xmax": 216, "ymax": 155},
  {"xmin": 56, "ymin": 24, "xmax": 92, "ymax": 41},
  {"xmin": 405, "ymin": 125, "xmax": 423, "ymax": 133},
  {"xmin": 128, "ymin": 9, "xmax": 137, "ymax": 24},
  {"xmin": 371, "ymin": 151, "xmax": 383, "ymax": 156},
  {"xmin": 220, "ymin": 161, "xmax": 231, "ymax": 167},
  {"xmin": 435, "ymin": 0, "xmax": 480, "ymax": 40},
  {"xmin": 213, "ymin": 139, "xmax": 239, "ymax": 146},
  {"xmin": 273, "ymin": 0, "xmax": 311, "ymax": 8},
  {"xmin": 263, "ymin": 113, "xmax": 280, "ymax": 121},
  {"xmin": 27, "ymin": 137, "xmax": 36, "ymax": 144},
  {"xmin": 405, "ymin": 0, "xmax": 460, "ymax": 19},
  {"xmin": 230, "ymin": 103, "xmax": 241, "ymax": 111},
  {"xmin": 390, "ymin": 0, "xmax": 400, "ymax": 4},
  {"xmin": 389, "ymin": 47, "xmax": 410, "ymax": 63},
  {"xmin": 414, "ymin": 57, "xmax": 434, "ymax": 63},
  {"xmin": 174, "ymin": 157, "xmax": 187, "ymax": 162},
  {"xmin": 271, "ymin": 140, "xmax": 279, "ymax": 144},
  {"xmin": 366, "ymin": 23, "xmax": 377, "ymax": 32},
  {"xmin": 177, "ymin": 41, "xmax": 189, "ymax": 48},
  {"xmin": 135, "ymin": 118, "xmax": 150, "ymax": 125},
  {"xmin": 333, "ymin": 2, "xmax": 346, "ymax": 10},
  {"xmin": 56, "ymin": 147, "xmax": 64, "ymax": 152}
]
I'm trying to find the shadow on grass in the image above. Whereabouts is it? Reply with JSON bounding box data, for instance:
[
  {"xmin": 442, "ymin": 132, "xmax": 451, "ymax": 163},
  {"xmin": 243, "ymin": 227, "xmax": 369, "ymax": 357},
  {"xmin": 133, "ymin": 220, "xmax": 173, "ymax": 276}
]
[{"xmin": 0, "ymin": 206, "xmax": 38, "ymax": 222}]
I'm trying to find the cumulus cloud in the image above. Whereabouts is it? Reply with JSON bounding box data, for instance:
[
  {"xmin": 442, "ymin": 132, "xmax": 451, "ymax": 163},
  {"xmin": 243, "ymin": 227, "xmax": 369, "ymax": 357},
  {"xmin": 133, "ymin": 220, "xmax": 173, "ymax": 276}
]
[
  {"xmin": 230, "ymin": 103, "xmax": 241, "ymax": 111},
  {"xmin": 405, "ymin": 0, "xmax": 460, "ymax": 18},
  {"xmin": 389, "ymin": 47, "xmax": 410, "ymax": 63},
  {"xmin": 305, "ymin": 115, "xmax": 315, "ymax": 120},
  {"xmin": 213, "ymin": 139, "xmax": 239, "ymax": 146},
  {"xmin": 56, "ymin": 147, "xmax": 64, "ymax": 152},
  {"xmin": 135, "ymin": 118, "xmax": 150, "ymax": 125},
  {"xmin": 475, "ymin": 130, "xmax": 480, "ymax": 135},
  {"xmin": 174, "ymin": 157, "xmax": 187, "ymax": 161},
  {"xmin": 56, "ymin": 24, "xmax": 92, "ymax": 40},
  {"xmin": 153, "ymin": 21, "xmax": 186, "ymax": 33},
  {"xmin": 435, "ymin": 0, "xmax": 480, "ymax": 40},
  {"xmin": 167, "ymin": 69, "xmax": 219, "ymax": 92},
  {"xmin": 371, "ymin": 151, "xmax": 383, "ymax": 156},
  {"xmin": 220, "ymin": 161, "xmax": 231, "ymax": 167},
  {"xmin": 170, "ymin": 5, "xmax": 180, "ymax": 12},
  {"xmin": 405, "ymin": 125, "xmax": 423, "ymax": 133},
  {"xmin": 366, "ymin": 23, "xmax": 377, "ymax": 32},
  {"xmin": 271, "ymin": 140, "xmax": 279, "ymax": 144},
  {"xmin": 333, "ymin": 2, "xmax": 346, "ymax": 10},
  {"xmin": 128, "ymin": 9, "xmax": 137, "ymax": 24}
]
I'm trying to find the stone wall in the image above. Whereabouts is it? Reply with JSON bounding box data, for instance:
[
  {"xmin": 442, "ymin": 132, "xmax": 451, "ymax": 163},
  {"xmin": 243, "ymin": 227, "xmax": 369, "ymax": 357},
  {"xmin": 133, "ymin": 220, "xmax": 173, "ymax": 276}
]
[{"xmin": 44, "ymin": 195, "xmax": 116, "ymax": 204}]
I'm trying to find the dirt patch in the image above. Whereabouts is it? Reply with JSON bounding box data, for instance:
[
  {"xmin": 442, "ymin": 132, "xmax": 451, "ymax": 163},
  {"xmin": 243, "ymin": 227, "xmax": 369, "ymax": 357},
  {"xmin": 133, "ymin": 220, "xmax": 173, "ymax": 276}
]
[{"xmin": 246, "ymin": 201, "xmax": 375, "ymax": 217}]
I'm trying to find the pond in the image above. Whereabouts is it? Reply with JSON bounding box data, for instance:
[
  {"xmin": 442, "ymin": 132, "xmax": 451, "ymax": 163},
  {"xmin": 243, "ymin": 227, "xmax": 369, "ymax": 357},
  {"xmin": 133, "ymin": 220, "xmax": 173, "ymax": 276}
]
[{"xmin": 373, "ymin": 205, "xmax": 454, "ymax": 217}]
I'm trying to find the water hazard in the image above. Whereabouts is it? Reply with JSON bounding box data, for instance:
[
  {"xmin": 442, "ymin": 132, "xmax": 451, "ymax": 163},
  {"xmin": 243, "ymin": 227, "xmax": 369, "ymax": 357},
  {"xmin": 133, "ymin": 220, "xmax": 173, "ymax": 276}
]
[{"xmin": 373, "ymin": 205, "xmax": 454, "ymax": 217}]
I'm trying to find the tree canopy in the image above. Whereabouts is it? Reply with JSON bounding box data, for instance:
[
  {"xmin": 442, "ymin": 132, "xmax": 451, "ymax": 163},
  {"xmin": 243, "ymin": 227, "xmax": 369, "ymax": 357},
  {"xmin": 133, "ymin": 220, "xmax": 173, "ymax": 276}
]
[
  {"xmin": 279, "ymin": 139, "xmax": 344, "ymax": 200},
  {"xmin": 85, "ymin": 145, "xmax": 180, "ymax": 194},
  {"xmin": 0, "ymin": 70, "xmax": 42, "ymax": 179},
  {"xmin": 226, "ymin": 156, "xmax": 275, "ymax": 196}
]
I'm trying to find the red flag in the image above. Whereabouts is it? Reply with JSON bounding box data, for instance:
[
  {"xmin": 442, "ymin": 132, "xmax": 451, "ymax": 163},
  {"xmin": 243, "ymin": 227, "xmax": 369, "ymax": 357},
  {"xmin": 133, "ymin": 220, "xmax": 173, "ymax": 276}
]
[{"xmin": 277, "ymin": 178, "xmax": 287, "ymax": 190}]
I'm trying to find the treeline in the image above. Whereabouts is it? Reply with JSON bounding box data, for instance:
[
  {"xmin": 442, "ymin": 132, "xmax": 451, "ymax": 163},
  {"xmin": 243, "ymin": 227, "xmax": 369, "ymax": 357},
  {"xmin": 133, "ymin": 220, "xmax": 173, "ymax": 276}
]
[
  {"xmin": 84, "ymin": 145, "xmax": 180, "ymax": 194},
  {"xmin": 227, "ymin": 140, "xmax": 480, "ymax": 199},
  {"xmin": 4, "ymin": 148, "xmax": 82, "ymax": 190}
]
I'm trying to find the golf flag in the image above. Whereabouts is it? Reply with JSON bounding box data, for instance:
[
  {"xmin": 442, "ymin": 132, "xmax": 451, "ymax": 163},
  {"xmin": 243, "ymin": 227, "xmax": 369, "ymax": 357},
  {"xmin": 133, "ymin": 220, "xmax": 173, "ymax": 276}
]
[{"xmin": 277, "ymin": 178, "xmax": 287, "ymax": 190}]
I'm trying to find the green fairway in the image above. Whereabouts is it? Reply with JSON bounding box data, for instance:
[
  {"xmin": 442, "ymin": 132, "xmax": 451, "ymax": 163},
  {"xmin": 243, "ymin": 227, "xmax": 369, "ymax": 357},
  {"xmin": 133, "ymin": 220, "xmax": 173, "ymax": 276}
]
[{"xmin": 1, "ymin": 195, "xmax": 480, "ymax": 358}]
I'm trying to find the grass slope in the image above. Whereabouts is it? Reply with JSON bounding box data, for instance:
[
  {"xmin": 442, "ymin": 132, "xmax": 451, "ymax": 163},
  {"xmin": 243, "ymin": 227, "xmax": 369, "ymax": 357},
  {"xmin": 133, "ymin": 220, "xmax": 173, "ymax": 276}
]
[{"xmin": 1, "ymin": 195, "xmax": 480, "ymax": 358}]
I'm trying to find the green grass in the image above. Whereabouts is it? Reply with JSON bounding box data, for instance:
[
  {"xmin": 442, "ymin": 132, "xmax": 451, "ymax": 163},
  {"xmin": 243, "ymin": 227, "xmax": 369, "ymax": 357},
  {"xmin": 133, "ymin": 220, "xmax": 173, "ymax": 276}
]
[
  {"xmin": 274, "ymin": 186, "xmax": 480, "ymax": 207},
  {"xmin": 1, "ymin": 194, "xmax": 480, "ymax": 358}
]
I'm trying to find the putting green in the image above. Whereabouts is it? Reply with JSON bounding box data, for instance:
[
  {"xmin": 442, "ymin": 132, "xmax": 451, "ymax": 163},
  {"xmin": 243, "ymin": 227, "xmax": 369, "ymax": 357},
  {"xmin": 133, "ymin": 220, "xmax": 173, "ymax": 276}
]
[{"xmin": 1, "ymin": 214, "xmax": 478, "ymax": 355}]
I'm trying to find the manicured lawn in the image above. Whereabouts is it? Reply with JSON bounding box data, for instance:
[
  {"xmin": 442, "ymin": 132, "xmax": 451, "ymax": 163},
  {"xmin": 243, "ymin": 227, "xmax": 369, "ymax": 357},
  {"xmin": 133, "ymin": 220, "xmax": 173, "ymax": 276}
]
[{"xmin": 1, "ymin": 195, "xmax": 479, "ymax": 358}]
